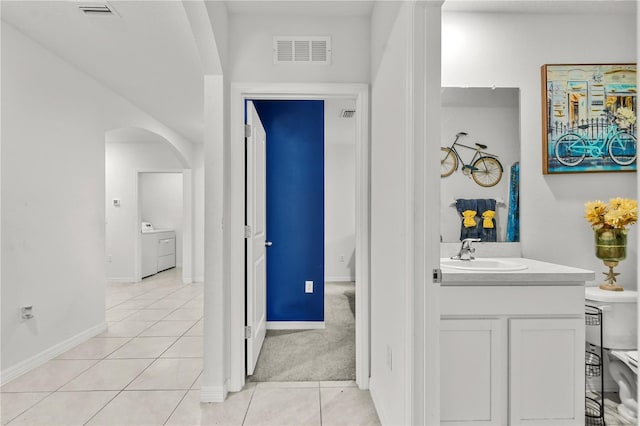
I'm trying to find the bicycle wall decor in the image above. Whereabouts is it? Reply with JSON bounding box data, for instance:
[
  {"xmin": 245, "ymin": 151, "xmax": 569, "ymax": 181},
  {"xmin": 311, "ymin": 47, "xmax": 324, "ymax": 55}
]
[
  {"xmin": 441, "ymin": 131, "xmax": 503, "ymax": 187},
  {"xmin": 542, "ymin": 64, "xmax": 637, "ymax": 174}
]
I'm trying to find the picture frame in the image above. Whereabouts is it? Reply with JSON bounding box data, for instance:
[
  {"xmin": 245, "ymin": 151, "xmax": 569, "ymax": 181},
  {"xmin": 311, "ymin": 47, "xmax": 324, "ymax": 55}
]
[{"xmin": 541, "ymin": 64, "xmax": 637, "ymax": 174}]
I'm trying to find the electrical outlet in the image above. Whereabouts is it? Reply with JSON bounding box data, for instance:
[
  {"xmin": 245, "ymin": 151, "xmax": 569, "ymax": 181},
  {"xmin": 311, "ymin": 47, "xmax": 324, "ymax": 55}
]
[
  {"xmin": 305, "ymin": 280, "xmax": 313, "ymax": 293},
  {"xmin": 21, "ymin": 305, "xmax": 34, "ymax": 320},
  {"xmin": 106, "ymin": 254, "xmax": 112, "ymax": 263},
  {"xmin": 339, "ymin": 255, "xmax": 345, "ymax": 262}
]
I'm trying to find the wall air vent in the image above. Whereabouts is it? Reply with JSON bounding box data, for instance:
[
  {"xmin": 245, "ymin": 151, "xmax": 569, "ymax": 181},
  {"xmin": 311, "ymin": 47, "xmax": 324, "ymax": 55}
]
[
  {"xmin": 340, "ymin": 109, "xmax": 356, "ymax": 119},
  {"xmin": 273, "ymin": 36, "xmax": 331, "ymax": 64},
  {"xmin": 77, "ymin": 2, "xmax": 119, "ymax": 17}
]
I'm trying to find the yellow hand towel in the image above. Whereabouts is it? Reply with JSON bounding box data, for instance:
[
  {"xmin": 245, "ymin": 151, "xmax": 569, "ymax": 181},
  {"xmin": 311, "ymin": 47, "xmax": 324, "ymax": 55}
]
[
  {"xmin": 482, "ymin": 210, "xmax": 495, "ymax": 229},
  {"xmin": 462, "ymin": 210, "xmax": 477, "ymax": 228}
]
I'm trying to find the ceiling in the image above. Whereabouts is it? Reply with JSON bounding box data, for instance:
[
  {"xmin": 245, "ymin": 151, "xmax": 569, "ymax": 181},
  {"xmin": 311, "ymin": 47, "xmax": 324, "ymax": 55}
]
[
  {"xmin": 2, "ymin": 0, "xmax": 635, "ymax": 146},
  {"xmin": 224, "ymin": 1, "xmax": 375, "ymax": 16},
  {"xmin": 443, "ymin": 0, "xmax": 637, "ymax": 14},
  {"xmin": 1, "ymin": 0, "xmax": 205, "ymax": 144}
]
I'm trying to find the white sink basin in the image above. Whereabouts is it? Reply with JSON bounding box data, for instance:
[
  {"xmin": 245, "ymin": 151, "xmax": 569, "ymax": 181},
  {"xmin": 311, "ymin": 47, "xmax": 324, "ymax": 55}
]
[{"xmin": 441, "ymin": 258, "xmax": 528, "ymax": 272}]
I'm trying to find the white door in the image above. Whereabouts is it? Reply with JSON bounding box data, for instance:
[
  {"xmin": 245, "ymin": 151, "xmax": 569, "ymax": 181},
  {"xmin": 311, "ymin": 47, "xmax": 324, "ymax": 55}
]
[{"xmin": 246, "ymin": 101, "xmax": 267, "ymax": 375}]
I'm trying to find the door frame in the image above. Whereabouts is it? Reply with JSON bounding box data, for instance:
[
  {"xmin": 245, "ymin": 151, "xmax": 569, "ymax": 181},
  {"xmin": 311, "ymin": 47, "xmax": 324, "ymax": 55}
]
[
  {"xmin": 134, "ymin": 168, "xmax": 193, "ymax": 283},
  {"xmin": 229, "ymin": 83, "xmax": 370, "ymax": 391}
]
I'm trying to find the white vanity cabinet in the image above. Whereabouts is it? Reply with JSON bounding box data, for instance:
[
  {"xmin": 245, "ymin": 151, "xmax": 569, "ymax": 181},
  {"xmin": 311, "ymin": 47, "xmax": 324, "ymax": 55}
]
[{"xmin": 440, "ymin": 258, "xmax": 594, "ymax": 426}]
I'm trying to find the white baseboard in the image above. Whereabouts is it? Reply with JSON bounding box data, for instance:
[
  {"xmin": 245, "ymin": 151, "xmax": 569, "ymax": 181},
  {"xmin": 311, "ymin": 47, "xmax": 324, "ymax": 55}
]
[
  {"xmin": 325, "ymin": 276, "xmax": 355, "ymax": 283},
  {"xmin": 0, "ymin": 322, "xmax": 107, "ymax": 386},
  {"xmin": 266, "ymin": 321, "xmax": 326, "ymax": 330},
  {"xmin": 193, "ymin": 276, "xmax": 204, "ymax": 283},
  {"xmin": 200, "ymin": 380, "xmax": 228, "ymax": 402}
]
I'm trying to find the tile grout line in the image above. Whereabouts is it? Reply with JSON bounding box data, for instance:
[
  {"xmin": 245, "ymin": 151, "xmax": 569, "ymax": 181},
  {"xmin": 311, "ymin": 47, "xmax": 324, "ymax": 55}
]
[
  {"xmin": 241, "ymin": 383, "xmax": 259, "ymax": 425},
  {"xmin": 318, "ymin": 385, "xmax": 323, "ymax": 426},
  {"xmin": 74, "ymin": 292, "xmax": 174, "ymax": 426},
  {"xmin": 0, "ymin": 359, "xmax": 101, "ymax": 425},
  {"xmin": 4, "ymin": 272, "xmax": 202, "ymax": 425},
  {"xmin": 161, "ymin": 389, "xmax": 191, "ymax": 425},
  {"xmin": 83, "ymin": 283, "xmax": 198, "ymax": 425},
  {"xmin": 1, "ymin": 391, "xmax": 53, "ymax": 425}
]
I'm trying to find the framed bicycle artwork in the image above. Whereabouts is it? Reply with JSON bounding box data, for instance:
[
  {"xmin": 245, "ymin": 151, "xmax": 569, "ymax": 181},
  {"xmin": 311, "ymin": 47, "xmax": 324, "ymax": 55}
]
[{"xmin": 541, "ymin": 64, "xmax": 637, "ymax": 174}]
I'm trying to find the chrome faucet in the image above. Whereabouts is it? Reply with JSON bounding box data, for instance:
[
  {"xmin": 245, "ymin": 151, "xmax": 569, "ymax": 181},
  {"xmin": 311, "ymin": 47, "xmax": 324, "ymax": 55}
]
[{"xmin": 451, "ymin": 238, "xmax": 481, "ymax": 261}]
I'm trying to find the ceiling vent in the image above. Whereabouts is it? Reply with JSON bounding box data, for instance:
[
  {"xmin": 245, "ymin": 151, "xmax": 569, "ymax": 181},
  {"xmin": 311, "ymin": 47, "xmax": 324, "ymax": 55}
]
[
  {"xmin": 273, "ymin": 36, "xmax": 331, "ymax": 64},
  {"xmin": 77, "ymin": 2, "xmax": 119, "ymax": 17},
  {"xmin": 340, "ymin": 109, "xmax": 356, "ymax": 119}
]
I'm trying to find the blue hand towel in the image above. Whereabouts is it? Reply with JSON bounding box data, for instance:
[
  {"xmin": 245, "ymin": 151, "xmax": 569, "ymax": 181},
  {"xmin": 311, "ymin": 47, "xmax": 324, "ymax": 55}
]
[{"xmin": 455, "ymin": 198, "xmax": 497, "ymax": 242}]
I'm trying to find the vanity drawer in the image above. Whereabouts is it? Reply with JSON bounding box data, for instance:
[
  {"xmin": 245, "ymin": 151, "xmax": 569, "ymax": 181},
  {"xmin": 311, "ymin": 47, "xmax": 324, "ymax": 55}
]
[
  {"xmin": 440, "ymin": 285, "xmax": 585, "ymax": 316},
  {"xmin": 158, "ymin": 238, "xmax": 175, "ymax": 256}
]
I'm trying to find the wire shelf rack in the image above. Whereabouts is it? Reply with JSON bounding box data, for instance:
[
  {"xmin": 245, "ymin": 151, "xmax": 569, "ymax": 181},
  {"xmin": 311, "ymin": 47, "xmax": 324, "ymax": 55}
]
[
  {"xmin": 585, "ymin": 305, "xmax": 605, "ymax": 425},
  {"xmin": 585, "ymin": 305, "xmax": 602, "ymax": 326},
  {"xmin": 585, "ymin": 396, "xmax": 605, "ymax": 426},
  {"xmin": 585, "ymin": 351, "xmax": 602, "ymax": 377}
]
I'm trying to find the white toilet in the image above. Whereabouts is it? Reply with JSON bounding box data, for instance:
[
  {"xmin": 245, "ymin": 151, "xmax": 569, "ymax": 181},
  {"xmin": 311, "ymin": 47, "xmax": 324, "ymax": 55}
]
[{"xmin": 585, "ymin": 287, "xmax": 638, "ymax": 424}]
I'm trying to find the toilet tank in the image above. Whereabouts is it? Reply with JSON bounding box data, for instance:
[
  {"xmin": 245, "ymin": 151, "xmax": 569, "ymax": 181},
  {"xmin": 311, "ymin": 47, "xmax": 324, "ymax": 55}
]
[{"xmin": 585, "ymin": 287, "xmax": 638, "ymax": 350}]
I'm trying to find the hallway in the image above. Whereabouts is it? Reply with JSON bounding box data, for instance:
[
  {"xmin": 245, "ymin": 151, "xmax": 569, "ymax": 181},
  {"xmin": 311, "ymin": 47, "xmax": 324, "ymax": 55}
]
[{"xmin": 1, "ymin": 270, "xmax": 378, "ymax": 425}]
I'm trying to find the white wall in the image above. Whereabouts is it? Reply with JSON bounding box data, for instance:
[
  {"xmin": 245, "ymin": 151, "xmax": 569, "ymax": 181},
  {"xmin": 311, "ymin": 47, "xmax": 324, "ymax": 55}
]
[
  {"xmin": 193, "ymin": 143, "xmax": 205, "ymax": 282},
  {"xmin": 229, "ymin": 14, "xmax": 370, "ymax": 83},
  {"xmin": 141, "ymin": 173, "xmax": 184, "ymax": 267},
  {"xmin": 105, "ymin": 142, "xmax": 184, "ymax": 281},
  {"xmin": 441, "ymin": 88, "xmax": 520, "ymax": 242},
  {"xmin": 369, "ymin": 3, "xmax": 412, "ymax": 424},
  {"xmin": 442, "ymin": 10, "xmax": 637, "ymax": 288},
  {"xmin": 325, "ymin": 99, "xmax": 356, "ymax": 281},
  {"xmin": 227, "ymin": 13, "xmax": 365, "ymax": 280},
  {"xmin": 369, "ymin": 4, "xmax": 442, "ymax": 424},
  {"xmin": 1, "ymin": 22, "xmax": 194, "ymax": 382}
]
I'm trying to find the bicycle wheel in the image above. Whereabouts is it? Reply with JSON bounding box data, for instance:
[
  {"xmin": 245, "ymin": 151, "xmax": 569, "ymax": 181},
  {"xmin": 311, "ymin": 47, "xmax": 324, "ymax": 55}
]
[
  {"xmin": 554, "ymin": 133, "xmax": 586, "ymax": 166},
  {"xmin": 608, "ymin": 130, "xmax": 637, "ymax": 166},
  {"xmin": 441, "ymin": 147, "xmax": 457, "ymax": 177},
  {"xmin": 471, "ymin": 156, "xmax": 503, "ymax": 187}
]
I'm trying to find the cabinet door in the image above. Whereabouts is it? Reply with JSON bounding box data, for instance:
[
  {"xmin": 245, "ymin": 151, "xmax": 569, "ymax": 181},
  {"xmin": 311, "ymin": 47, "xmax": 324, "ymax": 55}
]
[
  {"xmin": 509, "ymin": 318, "xmax": 584, "ymax": 425},
  {"xmin": 441, "ymin": 319, "xmax": 504, "ymax": 425},
  {"xmin": 141, "ymin": 234, "xmax": 158, "ymax": 278}
]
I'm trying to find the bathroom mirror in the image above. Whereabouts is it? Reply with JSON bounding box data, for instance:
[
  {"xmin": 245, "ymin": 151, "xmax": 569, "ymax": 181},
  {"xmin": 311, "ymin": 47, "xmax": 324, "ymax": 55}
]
[{"xmin": 441, "ymin": 87, "xmax": 521, "ymax": 243}]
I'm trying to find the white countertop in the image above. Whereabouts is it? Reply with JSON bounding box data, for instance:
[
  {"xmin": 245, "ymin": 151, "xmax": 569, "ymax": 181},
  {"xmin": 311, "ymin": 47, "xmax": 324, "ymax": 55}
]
[{"xmin": 441, "ymin": 257, "xmax": 595, "ymax": 285}]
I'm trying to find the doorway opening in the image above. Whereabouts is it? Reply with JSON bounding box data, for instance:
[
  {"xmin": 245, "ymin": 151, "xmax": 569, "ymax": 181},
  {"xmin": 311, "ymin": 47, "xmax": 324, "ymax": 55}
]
[
  {"xmin": 245, "ymin": 98, "xmax": 357, "ymax": 382},
  {"xmin": 105, "ymin": 128, "xmax": 193, "ymax": 285},
  {"xmin": 229, "ymin": 83, "xmax": 369, "ymax": 392},
  {"xmin": 138, "ymin": 171, "xmax": 183, "ymax": 280}
]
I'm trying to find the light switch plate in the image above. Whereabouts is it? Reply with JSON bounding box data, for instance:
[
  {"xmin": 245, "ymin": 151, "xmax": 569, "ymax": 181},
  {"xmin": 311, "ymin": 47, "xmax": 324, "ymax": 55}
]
[{"xmin": 305, "ymin": 280, "xmax": 313, "ymax": 293}]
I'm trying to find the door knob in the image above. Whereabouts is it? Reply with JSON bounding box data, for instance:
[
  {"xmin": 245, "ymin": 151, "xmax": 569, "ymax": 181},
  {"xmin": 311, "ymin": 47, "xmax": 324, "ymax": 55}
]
[{"xmin": 265, "ymin": 241, "xmax": 273, "ymax": 247}]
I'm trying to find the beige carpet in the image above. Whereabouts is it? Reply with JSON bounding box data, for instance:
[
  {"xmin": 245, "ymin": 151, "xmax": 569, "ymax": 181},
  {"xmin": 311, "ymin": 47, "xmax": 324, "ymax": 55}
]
[{"xmin": 248, "ymin": 281, "xmax": 355, "ymax": 382}]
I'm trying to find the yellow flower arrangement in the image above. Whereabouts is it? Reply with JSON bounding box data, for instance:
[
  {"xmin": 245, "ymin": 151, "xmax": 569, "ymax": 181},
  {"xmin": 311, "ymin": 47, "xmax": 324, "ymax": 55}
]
[{"xmin": 585, "ymin": 197, "xmax": 638, "ymax": 230}]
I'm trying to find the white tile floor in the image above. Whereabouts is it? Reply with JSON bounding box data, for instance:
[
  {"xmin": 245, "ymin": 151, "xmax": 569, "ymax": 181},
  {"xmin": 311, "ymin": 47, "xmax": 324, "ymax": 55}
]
[{"xmin": 1, "ymin": 269, "xmax": 380, "ymax": 425}]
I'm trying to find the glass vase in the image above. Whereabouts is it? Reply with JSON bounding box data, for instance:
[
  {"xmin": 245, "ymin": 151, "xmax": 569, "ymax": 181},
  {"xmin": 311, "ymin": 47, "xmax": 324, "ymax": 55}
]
[{"xmin": 594, "ymin": 228, "xmax": 627, "ymax": 262}]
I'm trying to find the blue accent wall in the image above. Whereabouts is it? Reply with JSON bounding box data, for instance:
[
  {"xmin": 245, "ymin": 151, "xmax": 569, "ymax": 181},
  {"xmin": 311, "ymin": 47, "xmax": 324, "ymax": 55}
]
[{"xmin": 252, "ymin": 100, "xmax": 324, "ymax": 322}]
